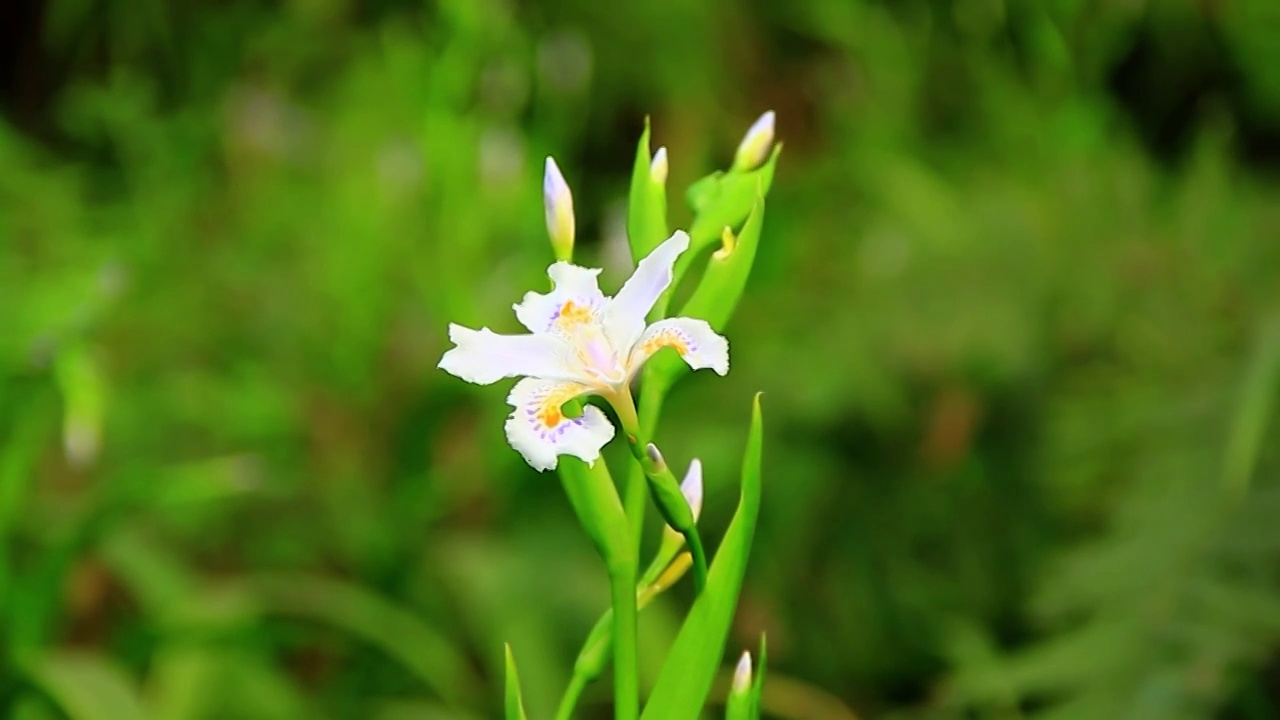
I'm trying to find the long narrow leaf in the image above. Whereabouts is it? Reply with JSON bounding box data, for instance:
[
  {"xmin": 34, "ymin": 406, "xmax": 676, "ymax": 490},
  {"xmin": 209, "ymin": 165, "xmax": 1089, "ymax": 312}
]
[
  {"xmin": 641, "ymin": 394, "xmax": 764, "ymax": 718},
  {"xmin": 504, "ymin": 644, "xmax": 529, "ymax": 720},
  {"xmin": 23, "ymin": 651, "xmax": 149, "ymax": 720},
  {"xmin": 751, "ymin": 635, "xmax": 768, "ymax": 718},
  {"xmin": 249, "ymin": 573, "xmax": 482, "ymax": 707}
]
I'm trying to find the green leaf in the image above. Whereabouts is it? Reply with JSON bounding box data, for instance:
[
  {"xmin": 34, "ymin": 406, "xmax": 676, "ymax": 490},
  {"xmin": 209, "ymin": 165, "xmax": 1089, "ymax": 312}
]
[
  {"xmin": 1223, "ymin": 317, "xmax": 1280, "ymax": 498},
  {"xmin": 680, "ymin": 193, "xmax": 766, "ymax": 333},
  {"xmin": 504, "ymin": 644, "xmax": 529, "ymax": 720},
  {"xmin": 659, "ymin": 145, "xmax": 780, "ymax": 318},
  {"xmin": 627, "ymin": 117, "xmax": 669, "ymax": 263},
  {"xmin": 556, "ymin": 457, "xmax": 640, "ymax": 720},
  {"xmin": 641, "ymin": 394, "xmax": 765, "ymax": 719},
  {"xmin": 686, "ymin": 145, "xmax": 781, "ymax": 251},
  {"xmin": 685, "ymin": 171, "xmax": 724, "ymax": 212},
  {"xmin": 249, "ymin": 573, "xmax": 482, "ymax": 708},
  {"xmin": 639, "ymin": 192, "xmax": 768, "ymax": 407},
  {"xmin": 556, "ymin": 456, "xmax": 629, "ymax": 568},
  {"xmin": 22, "ymin": 651, "xmax": 148, "ymax": 720},
  {"xmin": 751, "ymin": 635, "xmax": 768, "ymax": 718}
]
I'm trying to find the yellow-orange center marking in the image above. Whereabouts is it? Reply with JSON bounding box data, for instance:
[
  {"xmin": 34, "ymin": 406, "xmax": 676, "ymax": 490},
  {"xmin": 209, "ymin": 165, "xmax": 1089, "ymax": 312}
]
[
  {"xmin": 557, "ymin": 300, "xmax": 593, "ymax": 327},
  {"xmin": 540, "ymin": 405, "xmax": 563, "ymax": 428},
  {"xmin": 642, "ymin": 334, "xmax": 688, "ymax": 356}
]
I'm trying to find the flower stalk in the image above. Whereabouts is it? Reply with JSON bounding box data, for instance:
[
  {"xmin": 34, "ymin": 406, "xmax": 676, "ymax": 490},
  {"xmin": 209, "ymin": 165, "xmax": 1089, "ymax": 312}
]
[
  {"xmin": 608, "ymin": 390, "xmax": 708, "ymax": 593},
  {"xmin": 555, "ymin": 458, "xmax": 638, "ymax": 720}
]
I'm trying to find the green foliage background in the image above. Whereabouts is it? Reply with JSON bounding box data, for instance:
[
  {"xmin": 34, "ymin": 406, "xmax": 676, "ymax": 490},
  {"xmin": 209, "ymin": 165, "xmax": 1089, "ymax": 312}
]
[{"xmin": 4, "ymin": 0, "xmax": 1280, "ymax": 718}]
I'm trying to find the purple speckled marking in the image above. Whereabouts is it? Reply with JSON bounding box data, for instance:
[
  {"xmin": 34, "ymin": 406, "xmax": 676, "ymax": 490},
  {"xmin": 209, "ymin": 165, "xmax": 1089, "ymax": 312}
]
[{"xmin": 534, "ymin": 413, "xmax": 585, "ymax": 443}]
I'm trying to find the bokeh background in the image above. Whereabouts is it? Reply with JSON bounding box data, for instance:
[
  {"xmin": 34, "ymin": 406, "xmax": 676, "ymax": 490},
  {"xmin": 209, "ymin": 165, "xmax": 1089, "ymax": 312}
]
[{"xmin": 4, "ymin": 0, "xmax": 1280, "ymax": 718}]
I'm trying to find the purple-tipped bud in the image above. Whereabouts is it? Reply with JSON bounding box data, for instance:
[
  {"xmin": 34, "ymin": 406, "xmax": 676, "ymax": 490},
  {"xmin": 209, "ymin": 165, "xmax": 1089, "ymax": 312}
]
[
  {"xmin": 732, "ymin": 111, "xmax": 775, "ymax": 171},
  {"xmin": 543, "ymin": 156, "xmax": 575, "ymax": 260}
]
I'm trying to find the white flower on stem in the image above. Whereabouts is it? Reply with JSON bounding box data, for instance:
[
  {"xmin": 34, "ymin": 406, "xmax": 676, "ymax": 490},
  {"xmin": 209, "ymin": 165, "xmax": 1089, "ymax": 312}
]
[
  {"xmin": 732, "ymin": 110, "xmax": 775, "ymax": 171},
  {"xmin": 438, "ymin": 231, "xmax": 729, "ymax": 471}
]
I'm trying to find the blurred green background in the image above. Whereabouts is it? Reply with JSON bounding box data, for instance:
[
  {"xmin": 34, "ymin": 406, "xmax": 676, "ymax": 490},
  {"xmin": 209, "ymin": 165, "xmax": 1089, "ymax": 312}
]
[{"xmin": 4, "ymin": 0, "xmax": 1280, "ymax": 718}]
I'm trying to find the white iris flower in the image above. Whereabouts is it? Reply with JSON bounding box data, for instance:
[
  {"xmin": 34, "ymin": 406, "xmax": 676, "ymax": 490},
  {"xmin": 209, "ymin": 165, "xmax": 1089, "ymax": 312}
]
[{"xmin": 438, "ymin": 231, "xmax": 729, "ymax": 471}]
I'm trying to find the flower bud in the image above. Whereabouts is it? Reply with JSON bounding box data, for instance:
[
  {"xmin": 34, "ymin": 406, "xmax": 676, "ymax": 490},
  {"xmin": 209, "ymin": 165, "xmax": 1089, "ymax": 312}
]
[
  {"xmin": 641, "ymin": 442, "xmax": 696, "ymax": 535},
  {"xmin": 543, "ymin": 156, "xmax": 575, "ymax": 261},
  {"xmin": 680, "ymin": 458, "xmax": 703, "ymax": 522},
  {"xmin": 732, "ymin": 111, "xmax": 775, "ymax": 172},
  {"xmin": 649, "ymin": 146, "xmax": 668, "ymax": 185},
  {"xmin": 726, "ymin": 651, "xmax": 755, "ymax": 719},
  {"xmin": 733, "ymin": 651, "xmax": 753, "ymax": 694},
  {"xmin": 645, "ymin": 442, "xmax": 666, "ymax": 470}
]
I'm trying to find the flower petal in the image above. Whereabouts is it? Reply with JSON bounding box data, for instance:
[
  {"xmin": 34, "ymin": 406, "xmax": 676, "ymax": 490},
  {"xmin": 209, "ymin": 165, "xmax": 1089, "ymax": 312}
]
[
  {"xmin": 513, "ymin": 263, "xmax": 607, "ymax": 334},
  {"xmin": 438, "ymin": 324, "xmax": 576, "ymax": 385},
  {"xmin": 627, "ymin": 317, "xmax": 729, "ymax": 377},
  {"xmin": 604, "ymin": 231, "xmax": 689, "ymax": 351},
  {"xmin": 504, "ymin": 378, "xmax": 615, "ymax": 471}
]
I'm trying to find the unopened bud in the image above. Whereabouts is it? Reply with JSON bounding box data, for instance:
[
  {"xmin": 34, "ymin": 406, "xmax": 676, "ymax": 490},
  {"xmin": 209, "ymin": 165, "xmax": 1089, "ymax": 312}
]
[
  {"xmin": 732, "ymin": 651, "xmax": 753, "ymax": 694},
  {"xmin": 732, "ymin": 111, "xmax": 775, "ymax": 172},
  {"xmin": 681, "ymin": 459, "xmax": 703, "ymax": 522},
  {"xmin": 637, "ymin": 551, "xmax": 693, "ymax": 608},
  {"xmin": 543, "ymin": 156, "xmax": 575, "ymax": 261},
  {"xmin": 649, "ymin": 146, "xmax": 668, "ymax": 185},
  {"xmin": 645, "ymin": 443, "xmax": 666, "ymax": 470}
]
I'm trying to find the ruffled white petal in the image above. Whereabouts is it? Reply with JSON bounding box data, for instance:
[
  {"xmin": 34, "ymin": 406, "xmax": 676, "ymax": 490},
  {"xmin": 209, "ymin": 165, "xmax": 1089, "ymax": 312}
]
[
  {"xmin": 604, "ymin": 231, "xmax": 689, "ymax": 351},
  {"xmin": 437, "ymin": 324, "xmax": 576, "ymax": 385},
  {"xmin": 514, "ymin": 263, "xmax": 606, "ymax": 334},
  {"xmin": 627, "ymin": 317, "xmax": 729, "ymax": 377},
  {"xmin": 504, "ymin": 378, "xmax": 615, "ymax": 471}
]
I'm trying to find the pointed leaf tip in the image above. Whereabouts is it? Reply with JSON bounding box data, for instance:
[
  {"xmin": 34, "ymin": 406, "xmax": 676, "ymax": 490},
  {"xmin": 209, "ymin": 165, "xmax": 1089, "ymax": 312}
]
[{"xmin": 504, "ymin": 643, "xmax": 529, "ymax": 720}]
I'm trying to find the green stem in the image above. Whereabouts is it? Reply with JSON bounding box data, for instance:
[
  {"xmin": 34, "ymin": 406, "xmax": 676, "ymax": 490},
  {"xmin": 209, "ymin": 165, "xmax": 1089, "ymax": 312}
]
[
  {"xmin": 623, "ymin": 463, "xmax": 647, "ymax": 553},
  {"xmin": 556, "ymin": 459, "xmax": 638, "ymax": 720},
  {"xmin": 623, "ymin": 377, "xmax": 666, "ymax": 552},
  {"xmin": 554, "ymin": 672, "xmax": 590, "ymax": 720},
  {"xmin": 681, "ymin": 529, "xmax": 709, "ymax": 593},
  {"xmin": 609, "ymin": 390, "xmax": 708, "ymax": 594},
  {"xmin": 609, "ymin": 556, "xmax": 639, "ymax": 720}
]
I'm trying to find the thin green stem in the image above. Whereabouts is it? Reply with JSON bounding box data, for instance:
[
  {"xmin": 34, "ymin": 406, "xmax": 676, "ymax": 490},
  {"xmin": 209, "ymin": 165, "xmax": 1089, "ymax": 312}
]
[
  {"xmin": 682, "ymin": 528, "xmax": 708, "ymax": 593},
  {"xmin": 554, "ymin": 673, "xmax": 590, "ymax": 720},
  {"xmin": 615, "ymin": 389, "xmax": 650, "ymax": 554},
  {"xmin": 623, "ymin": 463, "xmax": 647, "ymax": 553},
  {"xmin": 623, "ymin": 377, "xmax": 668, "ymax": 551},
  {"xmin": 608, "ymin": 555, "xmax": 639, "ymax": 720},
  {"xmin": 609, "ymin": 389, "xmax": 708, "ymax": 594},
  {"xmin": 555, "ymin": 459, "xmax": 638, "ymax": 720}
]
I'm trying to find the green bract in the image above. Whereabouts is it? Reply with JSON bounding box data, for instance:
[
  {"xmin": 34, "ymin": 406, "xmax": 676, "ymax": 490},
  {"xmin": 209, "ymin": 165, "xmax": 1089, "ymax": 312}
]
[{"xmin": 627, "ymin": 118, "xmax": 669, "ymax": 265}]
